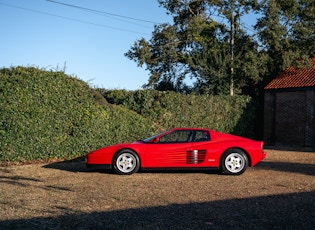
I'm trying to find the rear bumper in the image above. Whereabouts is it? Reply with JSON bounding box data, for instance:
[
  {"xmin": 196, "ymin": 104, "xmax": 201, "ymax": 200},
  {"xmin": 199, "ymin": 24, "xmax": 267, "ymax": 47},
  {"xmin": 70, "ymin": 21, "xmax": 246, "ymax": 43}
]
[
  {"xmin": 251, "ymin": 151, "xmax": 267, "ymax": 167},
  {"xmin": 262, "ymin": 151, "xmax": 267, "ymax": 160}
]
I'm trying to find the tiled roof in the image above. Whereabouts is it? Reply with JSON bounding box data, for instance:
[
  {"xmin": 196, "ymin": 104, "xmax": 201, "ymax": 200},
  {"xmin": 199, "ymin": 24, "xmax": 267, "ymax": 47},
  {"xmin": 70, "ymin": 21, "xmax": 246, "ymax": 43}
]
[{"xmin": 265, "ymin": 58, "xmax": 315, "ymax": 89}]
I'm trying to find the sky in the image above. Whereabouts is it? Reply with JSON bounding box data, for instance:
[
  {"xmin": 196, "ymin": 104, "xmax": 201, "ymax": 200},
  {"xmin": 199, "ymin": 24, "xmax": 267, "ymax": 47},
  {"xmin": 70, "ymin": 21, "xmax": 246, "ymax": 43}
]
[
  {"xmin": 0, "ymin": 0, "xmax": 172, "ymax": 90},
  {"xmin": 0, "ymin": 0, "xmax": 258, "ymax": 90}
]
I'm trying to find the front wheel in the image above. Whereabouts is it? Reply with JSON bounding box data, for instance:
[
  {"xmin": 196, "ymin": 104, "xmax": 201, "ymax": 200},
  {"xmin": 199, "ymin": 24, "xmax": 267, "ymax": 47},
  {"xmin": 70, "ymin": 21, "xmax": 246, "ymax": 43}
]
[
  {"xmin": 220, "ymin": 149, "xmax": 248, "ymax": 175},
  {"xmin": 113, "ymin": 150, "xmax": 140, "ymax": 175}
]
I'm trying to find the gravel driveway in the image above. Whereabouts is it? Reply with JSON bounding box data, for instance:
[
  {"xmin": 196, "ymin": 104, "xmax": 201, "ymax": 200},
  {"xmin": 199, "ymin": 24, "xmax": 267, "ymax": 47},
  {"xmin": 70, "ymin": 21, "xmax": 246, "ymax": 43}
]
[{"xmin": 0, "ymin": 149, "xmax": 314, "ymax": 229}]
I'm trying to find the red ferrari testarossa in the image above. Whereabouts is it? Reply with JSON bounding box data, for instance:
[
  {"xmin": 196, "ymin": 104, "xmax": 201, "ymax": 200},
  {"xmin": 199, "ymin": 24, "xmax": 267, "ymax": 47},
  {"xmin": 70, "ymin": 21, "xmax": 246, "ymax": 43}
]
[{"xmin": 86, "ymin": 128, "xmax": 266, "ymax": 175}]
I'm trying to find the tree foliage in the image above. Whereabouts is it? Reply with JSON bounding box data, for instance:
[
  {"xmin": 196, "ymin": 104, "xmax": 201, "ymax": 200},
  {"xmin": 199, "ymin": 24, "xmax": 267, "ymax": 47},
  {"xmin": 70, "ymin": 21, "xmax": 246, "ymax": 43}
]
[
  {"xmin": 255, "ymin": 0, "xmax": 315, "ymax": 84},
  {"xmin": 125, "ymin": 0, "xmax": 315, "ymax": 95}
]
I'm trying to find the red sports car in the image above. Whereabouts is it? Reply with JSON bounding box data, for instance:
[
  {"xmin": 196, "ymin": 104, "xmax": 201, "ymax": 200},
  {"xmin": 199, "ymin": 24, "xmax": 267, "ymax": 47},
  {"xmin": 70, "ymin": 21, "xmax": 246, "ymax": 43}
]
[{"xmin": 86, "ymin": 128, "xmax": 266, "ymax": 175}]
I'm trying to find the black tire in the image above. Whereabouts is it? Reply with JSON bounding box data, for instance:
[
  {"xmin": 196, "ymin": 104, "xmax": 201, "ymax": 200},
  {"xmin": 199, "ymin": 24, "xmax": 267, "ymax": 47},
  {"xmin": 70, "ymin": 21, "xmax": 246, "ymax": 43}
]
[
  {"xmin": 220, "ymin": 148, "xmax": 248, "ymax": 175},
  {"xmin": 113, "ymin": 149, "xmax": 140, "ymax": 175}
]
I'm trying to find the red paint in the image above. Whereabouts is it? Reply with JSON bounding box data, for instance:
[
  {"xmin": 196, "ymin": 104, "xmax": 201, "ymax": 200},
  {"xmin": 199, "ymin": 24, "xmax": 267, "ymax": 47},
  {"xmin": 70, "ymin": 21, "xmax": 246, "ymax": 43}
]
[{"xmin": 86, "ymin": 128, "xmax": 266, "ymax": 174}]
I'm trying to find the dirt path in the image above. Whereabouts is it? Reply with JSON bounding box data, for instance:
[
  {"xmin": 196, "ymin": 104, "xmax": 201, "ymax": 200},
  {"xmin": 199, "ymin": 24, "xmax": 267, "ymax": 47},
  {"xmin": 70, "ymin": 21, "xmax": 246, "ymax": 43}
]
[{"xmin": 0, "ymin": 150, "xmax": 314, "ymax": 229}]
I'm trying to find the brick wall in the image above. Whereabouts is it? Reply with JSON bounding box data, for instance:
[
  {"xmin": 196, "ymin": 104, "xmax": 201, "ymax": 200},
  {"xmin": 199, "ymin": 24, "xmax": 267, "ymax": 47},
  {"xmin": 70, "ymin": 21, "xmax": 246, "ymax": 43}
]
[
  {"xmin": 264, "ymin": 91, "xmax": 275, "ymax": 145},
  {"xmin": 264, "ymin": 89, "xmax": 315, "ymax": 147}
]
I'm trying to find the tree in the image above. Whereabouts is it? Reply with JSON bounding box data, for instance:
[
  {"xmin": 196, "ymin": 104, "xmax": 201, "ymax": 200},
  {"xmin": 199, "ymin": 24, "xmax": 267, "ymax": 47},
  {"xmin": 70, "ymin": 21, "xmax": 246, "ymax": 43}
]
[
  {"xmin": 126, "ymin": 0, "xmax": 262, "ymax": 95},
  {"xmin": 125, "ymin": 0, "xmax": 314, "ymax": 95},
  {"xmin": 255, "ymin": 0, "xmax": 315, "ymax": 84}
]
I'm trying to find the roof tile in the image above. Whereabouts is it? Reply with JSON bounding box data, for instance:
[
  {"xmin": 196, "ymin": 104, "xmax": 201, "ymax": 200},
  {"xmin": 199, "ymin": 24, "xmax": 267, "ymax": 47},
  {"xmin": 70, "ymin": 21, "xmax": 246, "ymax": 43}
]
[{"xmin": 265, "ymin": 58, "xmax": 315, "ymax": 89}]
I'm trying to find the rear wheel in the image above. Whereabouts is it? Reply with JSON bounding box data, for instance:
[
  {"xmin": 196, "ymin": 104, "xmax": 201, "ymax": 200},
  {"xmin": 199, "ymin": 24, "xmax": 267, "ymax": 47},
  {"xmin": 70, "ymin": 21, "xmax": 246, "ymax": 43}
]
[
  {"xmin": 220, "ymin": 148, "xmax": 248, "ymax": 175},
  {"xmin": 113, "ymin": 149, "xmax": 140, "ymax": 175}
]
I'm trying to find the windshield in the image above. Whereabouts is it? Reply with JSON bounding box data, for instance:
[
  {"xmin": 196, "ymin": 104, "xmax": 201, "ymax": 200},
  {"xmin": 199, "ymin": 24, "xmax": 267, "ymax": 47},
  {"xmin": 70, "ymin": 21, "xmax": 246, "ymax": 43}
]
[{"xmin": 142, "ymin": 130, "xmax": 168, "ymax": 143}]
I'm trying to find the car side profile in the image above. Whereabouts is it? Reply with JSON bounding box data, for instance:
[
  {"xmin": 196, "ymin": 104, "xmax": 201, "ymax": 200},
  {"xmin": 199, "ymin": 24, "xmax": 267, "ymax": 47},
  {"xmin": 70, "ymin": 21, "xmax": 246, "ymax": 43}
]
[{"xmin": 86, "ymin": 128, "xmax": 266, "ymax": 175}]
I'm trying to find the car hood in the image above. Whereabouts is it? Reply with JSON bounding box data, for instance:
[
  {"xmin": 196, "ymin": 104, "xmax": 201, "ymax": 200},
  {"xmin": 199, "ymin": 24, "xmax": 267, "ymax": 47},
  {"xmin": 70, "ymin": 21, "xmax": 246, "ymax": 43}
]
[{"xmin": 88, "ymin": 141, "xmax": 143, "ymax": 154}]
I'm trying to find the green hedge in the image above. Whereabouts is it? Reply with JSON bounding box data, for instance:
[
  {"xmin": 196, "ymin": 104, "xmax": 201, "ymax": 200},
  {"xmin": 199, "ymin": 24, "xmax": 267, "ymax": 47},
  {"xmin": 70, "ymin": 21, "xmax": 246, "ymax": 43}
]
[
  {"xmin": 0, "ymin": 67, "xmax": 154, "ymax": 164},
  {"xmin": 0, "ymin": 66, "xmax": 255, "ymax": 164},
  {"xmin": 99, "ymin": 89, "xmax": 255, "ymax": 137}
]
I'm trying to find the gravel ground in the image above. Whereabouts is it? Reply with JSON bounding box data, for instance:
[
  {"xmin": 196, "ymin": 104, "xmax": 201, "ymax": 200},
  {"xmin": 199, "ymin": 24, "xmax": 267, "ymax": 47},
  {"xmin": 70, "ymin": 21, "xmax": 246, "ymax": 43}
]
[{"xmin": 0, "ymin": 149, "xmax": 314, "ymax": 230}]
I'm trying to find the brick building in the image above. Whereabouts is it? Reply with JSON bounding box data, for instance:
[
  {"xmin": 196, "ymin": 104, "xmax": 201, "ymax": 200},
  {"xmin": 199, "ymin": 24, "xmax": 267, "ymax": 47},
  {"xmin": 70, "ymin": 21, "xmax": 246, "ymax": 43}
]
[{"xmin": 264, "ymin": 59, "xmax": 315, "ymax": 147}]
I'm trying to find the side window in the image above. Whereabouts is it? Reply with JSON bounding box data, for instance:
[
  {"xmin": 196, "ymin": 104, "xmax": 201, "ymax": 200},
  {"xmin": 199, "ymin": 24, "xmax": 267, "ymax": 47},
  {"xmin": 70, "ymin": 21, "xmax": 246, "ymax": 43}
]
[
  {"xmin": 159, "ymin": 130, "xmax": 191, "ymax": 143},
  {"xmin": 194, "ymin": 131, "xmax": 210, "ymax": 142}
]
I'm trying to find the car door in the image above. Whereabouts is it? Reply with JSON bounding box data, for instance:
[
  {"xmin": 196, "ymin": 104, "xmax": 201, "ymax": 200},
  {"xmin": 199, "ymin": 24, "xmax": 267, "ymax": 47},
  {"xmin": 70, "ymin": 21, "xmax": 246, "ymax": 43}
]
[{"xmin": 143, "ymin": 130, "xmax": 193, "ymax": 167}]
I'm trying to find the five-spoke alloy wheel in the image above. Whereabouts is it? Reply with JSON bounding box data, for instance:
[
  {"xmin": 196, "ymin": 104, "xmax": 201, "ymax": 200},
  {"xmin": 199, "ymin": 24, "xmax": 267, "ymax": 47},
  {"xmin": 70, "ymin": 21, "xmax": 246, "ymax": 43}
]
[
  {"xmin": 113, "ymin": 149, "xmax": 140, "ymax": 175},
  {"xmin": 220, "ymin": 148, "xmax": 248, "ymax": 175}
]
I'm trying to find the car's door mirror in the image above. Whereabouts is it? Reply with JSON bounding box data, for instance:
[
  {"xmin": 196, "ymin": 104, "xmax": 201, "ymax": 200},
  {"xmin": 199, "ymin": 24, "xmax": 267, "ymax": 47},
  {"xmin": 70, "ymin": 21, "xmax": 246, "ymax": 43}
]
[
  {"xmin": 148, "ymin": 137, "xmax": 160, "ymax": 143},
  {"xmin": 152, "ymin": 137, "xmax": 160, "ymax": 143}
]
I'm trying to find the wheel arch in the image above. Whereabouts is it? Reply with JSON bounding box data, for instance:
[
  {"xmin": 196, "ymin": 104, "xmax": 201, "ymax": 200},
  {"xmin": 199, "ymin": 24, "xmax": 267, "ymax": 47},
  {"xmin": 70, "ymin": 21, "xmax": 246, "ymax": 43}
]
[
  {"xmin": 112, "ymin": 148, "xmax": 142, "ymax": 168},
  {"xmin": 220, "ymin": 147, "xmax": 252, "ymax": 167}
]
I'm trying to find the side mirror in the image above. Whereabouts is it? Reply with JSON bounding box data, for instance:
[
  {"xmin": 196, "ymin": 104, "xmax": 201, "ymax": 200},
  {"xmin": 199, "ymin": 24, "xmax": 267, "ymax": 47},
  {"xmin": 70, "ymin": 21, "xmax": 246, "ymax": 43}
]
[{"xmin": 152, "ymin": 137, "xmax": 159, "ymax": 143}]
